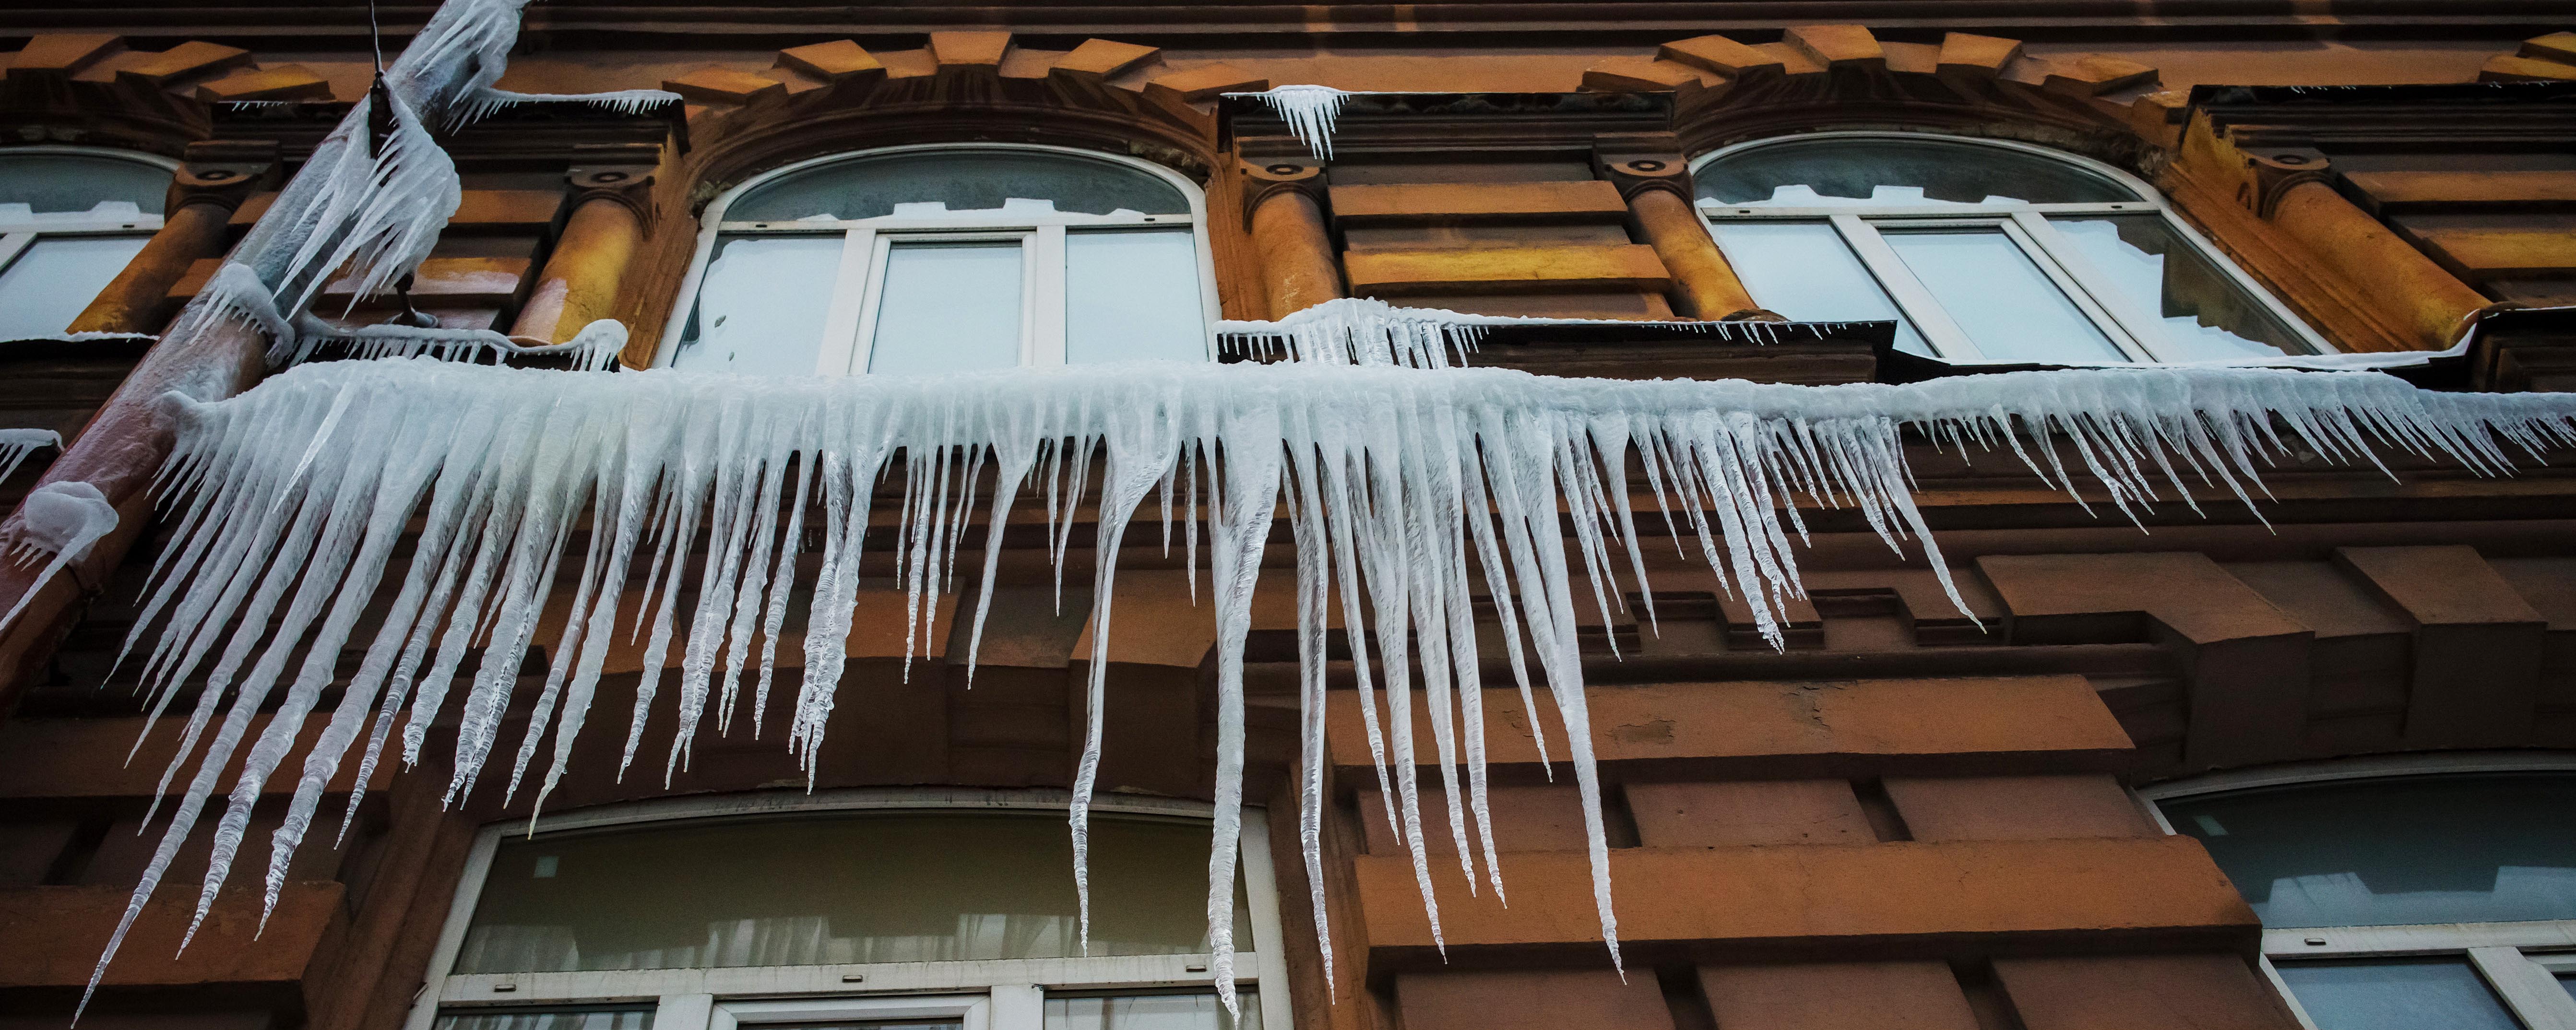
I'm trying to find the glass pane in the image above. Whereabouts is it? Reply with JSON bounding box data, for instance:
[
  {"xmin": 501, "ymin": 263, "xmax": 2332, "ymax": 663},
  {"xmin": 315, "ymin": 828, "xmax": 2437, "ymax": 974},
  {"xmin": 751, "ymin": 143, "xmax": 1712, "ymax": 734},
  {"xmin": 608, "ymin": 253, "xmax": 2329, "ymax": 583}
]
[
  {"xmin": 1881, "ymin": 228, "xmax": 2131, "ymax": 363},
  {"xmin": 1067, "ymin": 229, "xmax": 1206, "ymax": 364},
  {"xmin": 732, "ymin": 151, "xmax": 1190, "ymax": 221},
  {"xmin": 2051, "ymin": 215, "xmax": 2310, "ymax": 359},
  {"xmin": 0, "ymin": 235, "xmax": 149, "ymax": 340},
  {"xmin": 435, "ymin": 1007, "xmax": 655, "ymax": 1030},
  {"xmin": 456, "ymin": 810, "xmax": 1249, "ymax": 973},
  {"xmin": 673, "ymin": 235, "xmax": 842, "ymax": 374},
  {"xmin": 754, "ymin": 1022, "xmax": 960, "ymax": 1030},
  {"xmin": 2165, "ymin": 773, "xmax": 2576, "ymax": 927},
  {"xmin": 0, "ymin": 153, "xmax": 171, "ymax": 215},
  {"xmin": 2561, "ymin": 973, "xmax": 2575, "ymax": 1003},
  {"xmin": 1045, "ymin": 993, "xmax": 1260, "ymax": 1030},
  {"xmin": 2274, "ymin": 959, "xmax": 2520, "ymax": 1030},
  {"xmin": 1696, "ymin": 135, "xmax": 2141, "ymax": 207},
  {"xmin": 868, "ymin": 240, "xmax": 1024, "ymax": 374},
  {"xmin": 1705, "ymin": 220, "xmax": 1931, "ymax": 356}
]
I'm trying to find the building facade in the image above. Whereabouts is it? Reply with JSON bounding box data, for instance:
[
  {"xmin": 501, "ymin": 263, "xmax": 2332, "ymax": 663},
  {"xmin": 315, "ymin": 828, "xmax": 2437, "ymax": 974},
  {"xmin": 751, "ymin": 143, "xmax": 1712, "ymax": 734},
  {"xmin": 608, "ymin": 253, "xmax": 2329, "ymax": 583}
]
[{"xmin": 4, "ymin": 5, "xmax": 2576, "ymax": 1030}]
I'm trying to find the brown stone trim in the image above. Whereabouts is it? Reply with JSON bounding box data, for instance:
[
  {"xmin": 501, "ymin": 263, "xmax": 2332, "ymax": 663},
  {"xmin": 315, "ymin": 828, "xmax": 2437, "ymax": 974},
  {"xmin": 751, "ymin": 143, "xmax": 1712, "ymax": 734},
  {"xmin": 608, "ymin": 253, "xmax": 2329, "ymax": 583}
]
[
  {"xmin": 1353, "ymin": 837, "xmax": 2257, "ymax": 964},
  {"xmin": 0, "ymin": 881, "xmax": 345, "ymax": 989},
  {"xmin": 1330, "ymin": 676, "xmax": 2136, "ymax": 781}
]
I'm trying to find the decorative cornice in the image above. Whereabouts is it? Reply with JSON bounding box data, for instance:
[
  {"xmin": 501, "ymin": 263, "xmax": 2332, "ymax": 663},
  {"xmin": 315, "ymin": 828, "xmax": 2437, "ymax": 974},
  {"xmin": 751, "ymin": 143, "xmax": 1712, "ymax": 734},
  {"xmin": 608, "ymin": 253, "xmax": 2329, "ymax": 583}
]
[
  {"xmin": 1226, "ymin": 92, "xmax": 1672, "ymax": 162},
  {"xmin": 659, "ymin": 33, "xmax": 1238, "ymax": 200},
  {"xmin": 1588, "ymin": 25, "xmax": 2173, "ymax": 160},
  {"xmin": 7, "ymin": 2, "xmax": 2568, "ymax": 48},
  {"xmin": 2189, "ymin": 80, "xmax": 2576, "ymax": 150}
]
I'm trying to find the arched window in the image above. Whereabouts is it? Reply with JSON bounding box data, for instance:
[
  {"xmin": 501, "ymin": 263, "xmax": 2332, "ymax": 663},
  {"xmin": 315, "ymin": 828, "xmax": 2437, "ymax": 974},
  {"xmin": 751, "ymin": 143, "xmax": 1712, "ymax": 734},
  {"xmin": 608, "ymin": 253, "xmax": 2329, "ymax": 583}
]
[
  {"xmin": 0, "ymin": 147, "xmax": 174, "ymax": 340},
  {"xmin": 2146, "ymin": 758, "xmax": 2576, "ymax": 1029},
  {"xmin": 661, "ymin": 145, "xmax": 1217, "ymax": 375},
  {"xmin": 1692, "ymin": 133, "xmax": 2331, "ymax": 364}
]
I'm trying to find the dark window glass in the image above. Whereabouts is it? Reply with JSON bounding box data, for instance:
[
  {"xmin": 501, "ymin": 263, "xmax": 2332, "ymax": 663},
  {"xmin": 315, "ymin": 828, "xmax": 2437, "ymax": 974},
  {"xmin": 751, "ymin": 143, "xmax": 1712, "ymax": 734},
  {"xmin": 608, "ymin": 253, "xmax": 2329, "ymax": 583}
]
[
  {"xmin": 2273, "ymin": 958, "xmax": 2519, "ymax": 1030},
  {"xmin": 1696, "ymin": 135, "xmax": 2140, "ymax": 207},
  {"xmin": 729, "ymin": 152, "xmax": 1190, "ymax": 222},
  {"xmin": 2165, "ymin": 773, "xmax": 2576, "ymax": 927},
  {"xmin": 435, "ymin": 1006, "xmax": 656, "ymax": 1030},
  {"xmin": 457, "ymin": 811, "xmax": 1248, "ymax": 973},
  {"xmin": 0, "ymin": 152, "xmax": 171, "ymax": 215}
]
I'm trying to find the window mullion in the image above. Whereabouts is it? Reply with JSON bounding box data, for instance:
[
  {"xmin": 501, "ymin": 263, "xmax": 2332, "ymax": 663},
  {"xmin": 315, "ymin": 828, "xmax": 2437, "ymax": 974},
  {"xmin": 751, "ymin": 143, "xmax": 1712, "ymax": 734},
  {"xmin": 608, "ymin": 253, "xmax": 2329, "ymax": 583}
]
[
  {"xmin": 2255, "ymin": 955, "xmax": 2325, "ymax": 1030},
  {"xmin": 1032, "ymin": 225, "xmax": 1066, "ymax": 366},
  {"xmin": 1833, "ymin": 214, "xmax": 1984, "ymax": 360},
  {"xmin": 2468, "ymin": 946, "xmax": 2576, "ymax": 1030},
  {"xmin": 988, "ymin": 983, "xmax": 1044, "ymax": 1030},
  {"xmin": 817, "ymin": 229, "xmax": 879, "ymax": 376},
  {"xmin": 2010, "ymin": 211, "xmax": 2165, "ymax": 362},
  {"xmin": 658, "ymin": 993, "xmax": 720, "ymax": 1030},
  {"xmin": 0, "ymin": 232, "xmax": 36, "ymax": 272}
]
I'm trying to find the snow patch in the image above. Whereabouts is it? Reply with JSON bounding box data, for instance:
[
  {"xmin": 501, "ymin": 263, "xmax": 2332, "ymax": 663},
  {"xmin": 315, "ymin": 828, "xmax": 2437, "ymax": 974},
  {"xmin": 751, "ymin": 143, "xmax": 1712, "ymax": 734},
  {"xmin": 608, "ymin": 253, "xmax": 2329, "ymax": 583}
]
[{"xmin": 86, "ymin": 356, "xmax": 2576, "ymax": 1011}]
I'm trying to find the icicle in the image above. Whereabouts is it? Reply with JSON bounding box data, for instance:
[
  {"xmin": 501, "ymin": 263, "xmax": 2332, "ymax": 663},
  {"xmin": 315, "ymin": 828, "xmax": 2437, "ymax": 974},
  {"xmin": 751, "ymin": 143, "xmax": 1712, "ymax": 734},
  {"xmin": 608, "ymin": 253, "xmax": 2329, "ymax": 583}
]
[
  {"xmin": 0, "ymin": 428, "xmax": 62, "ymax": 484},
  {"xmin": 453, "ymin": 87, "xmax": 684, "ymax": 126},
  {"xmin": 0, "ymin": 480, "xmax": 118, "ymax": 629},
  {"xmin": 90, "ymin": 355, "xmax": 2576, "ymax": 1009},
  {"xmin": 1243, "ymin": 85, "xmax": 1354, "ymax": 161},
  {"xmin": 284, "ymin": 314, "xmax": 628, "ymax": 370}
]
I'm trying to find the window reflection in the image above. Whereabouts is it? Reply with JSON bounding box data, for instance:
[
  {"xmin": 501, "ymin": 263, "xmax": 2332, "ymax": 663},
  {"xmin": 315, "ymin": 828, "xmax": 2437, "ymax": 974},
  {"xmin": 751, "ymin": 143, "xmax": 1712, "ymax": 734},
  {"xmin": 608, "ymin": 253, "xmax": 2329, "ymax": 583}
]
[
  {"xmin": 2166, "ymin": 774, "xmax": 2576, "ymax": 928},
  {"xmin": 1879, "ymin": 228, "xmax": 2128, "ymax": 363},
  {"xmin": 0, "ymin": 236, "xmax": 150, "ymax": 341},
  {"xmin": 1692, "ymin": 134, "xmax": 2322, "ymax": 363},
  {"xmin": 1044, "ymin": 993, "xmax": 1260, "ymax": 1030},
  {"xmin": 455, "ymin": 811, "xmax": 1250, "ymax": 973},
  {"xmin": 673, "ymin": 235, "xmax": 842, "ymax": 374},
  {"xmin": 434, "ymin": 1007, "xmax": 656, "ymax": 1030},
  {"xmin": 868, "ymin": 241, "xmax": 1026, "ymax": 374},
  {"xmin": 2272, "ymin": 959, "xmax": 2521, "ymax": 1030},
  {"xmin": 1704, "ymin": 221, "xmax": 1930, "ymax": 355},
  {"xmin": 2051, "ymin": 216, "xmax": 2307, "ymax": 360}
]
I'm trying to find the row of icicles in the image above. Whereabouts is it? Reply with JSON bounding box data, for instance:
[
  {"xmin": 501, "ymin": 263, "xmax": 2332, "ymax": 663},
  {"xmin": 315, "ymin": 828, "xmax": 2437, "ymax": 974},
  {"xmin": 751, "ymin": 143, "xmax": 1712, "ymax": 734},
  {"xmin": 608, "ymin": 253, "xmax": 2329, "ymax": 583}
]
[{"xmin": 76, "ymin": 351, "xmax": 2576, "ymax": 1018}]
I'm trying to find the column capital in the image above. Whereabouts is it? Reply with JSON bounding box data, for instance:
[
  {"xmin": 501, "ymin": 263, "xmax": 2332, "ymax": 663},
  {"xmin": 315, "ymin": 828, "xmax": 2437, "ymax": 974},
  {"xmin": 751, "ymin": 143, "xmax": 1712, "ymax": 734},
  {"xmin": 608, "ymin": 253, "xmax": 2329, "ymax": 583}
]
[
  {"xmin": 567, "ymin": 165, "xmax": 657, "ymax": 222},
  {"xmin": 1592, "ymin": 131, "xmax": 1694, "ymax": 203},
  {"xmin": 1594, "ymin": 151, "xmax": 1694, "ymax": 205},
  {"xmin": 2241, "ymin": 146, "xmax": 2334, "ymax": 219},
  {"xmin": 171, "ymin": 139, "xmax": 278, "ymax": 213},
  {"xmin": 1239, "ymin": 157, "xmax": 1327, "ymax": 230}
]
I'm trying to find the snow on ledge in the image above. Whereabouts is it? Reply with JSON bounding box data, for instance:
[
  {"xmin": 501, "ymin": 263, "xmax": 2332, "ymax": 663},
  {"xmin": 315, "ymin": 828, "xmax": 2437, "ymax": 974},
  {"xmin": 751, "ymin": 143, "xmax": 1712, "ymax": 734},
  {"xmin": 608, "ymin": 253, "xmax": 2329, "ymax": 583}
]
[
  {"xmin": 90, "ymin": 355, "xmax": 2576, "ymax": 1012},
  {"xmin": 1217, "ymin": 297, "xmax": 1871, "ymax": 367}
]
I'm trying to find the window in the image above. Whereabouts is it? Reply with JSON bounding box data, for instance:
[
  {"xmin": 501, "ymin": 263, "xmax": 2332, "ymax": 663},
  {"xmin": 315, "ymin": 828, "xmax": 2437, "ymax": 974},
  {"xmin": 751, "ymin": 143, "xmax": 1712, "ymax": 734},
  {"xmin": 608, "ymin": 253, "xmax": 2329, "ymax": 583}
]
[
  {"xmin": 1692, "ymin": 133, "xmax": 2331, "ymax": 364},
  {"xmin": 0, "ymin": 147, "xmax": 174, "ymax": 340},
  {"xmin": 2146, "ymin": 758, "xmax": 2576, "ymax": 1030},
  {"xmin": 663, "ymin": 146, "xmax": 1217, "ymax": 375},
  {"xmin": 404, "ymin": 792, "xmax": 1289, "ymax": 1030}
]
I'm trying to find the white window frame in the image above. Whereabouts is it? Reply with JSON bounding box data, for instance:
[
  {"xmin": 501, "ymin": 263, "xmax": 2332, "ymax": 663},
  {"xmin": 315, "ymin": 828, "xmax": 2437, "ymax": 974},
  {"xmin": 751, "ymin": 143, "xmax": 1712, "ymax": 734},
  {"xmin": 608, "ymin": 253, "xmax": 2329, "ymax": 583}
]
[
  {"xmin": 1689, "ymin": 131, "xmax": 2339, "ymax": 363},
  {"xmin": 657, "ymin": 143, "xmax": 1221, "ymax": 374},
  {"xmin": 2142, "ymin": 752, "xmax": 2576, "ymax": 1030},
  {"xmin": 402, "ymin": 788, "xmax": 1292, "ymax": 1030},
  {"xmin": 0, "ymin": 145, "xmax": 174, "ymax": 336}
]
